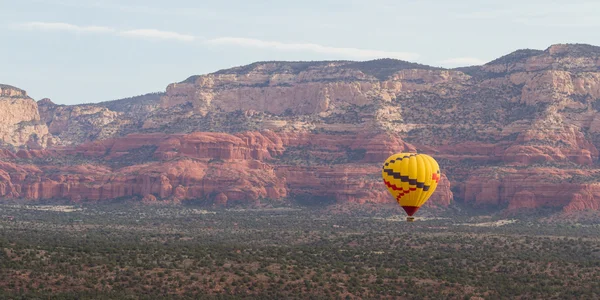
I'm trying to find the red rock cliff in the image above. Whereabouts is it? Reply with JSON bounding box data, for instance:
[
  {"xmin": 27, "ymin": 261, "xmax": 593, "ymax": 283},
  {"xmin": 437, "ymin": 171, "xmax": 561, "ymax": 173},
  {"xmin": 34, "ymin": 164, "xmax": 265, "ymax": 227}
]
[
  {"xmin": 0, "ymin": 131, "xmax": 452, "ymax": 207},
  {"xmin": 3, "ymin": 44, "xmax": 600, "ymax": 213}
]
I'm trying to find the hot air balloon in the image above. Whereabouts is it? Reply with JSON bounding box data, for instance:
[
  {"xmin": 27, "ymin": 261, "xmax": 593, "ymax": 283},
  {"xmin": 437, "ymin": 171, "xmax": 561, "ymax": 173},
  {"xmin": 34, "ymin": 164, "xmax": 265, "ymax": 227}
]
[{"xmin": 381, "ymin": 152, "xmax": 440, "ymax": 222}]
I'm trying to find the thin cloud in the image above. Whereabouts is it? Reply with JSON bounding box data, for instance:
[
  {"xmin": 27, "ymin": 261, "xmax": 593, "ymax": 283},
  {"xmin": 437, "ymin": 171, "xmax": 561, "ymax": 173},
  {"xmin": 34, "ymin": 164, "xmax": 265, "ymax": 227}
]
[
  {"xmin": 13, "ymin": 22, "xmax": 196, "ymax": 42},
  {"xmin": 204, "ymin": 37, "xmax": 420, "ymax": 60},
  {"xmin": 439, "ymin": 57, "xmax": 487, "ymax": 66},
  {"xmin": 29, "ymin": 0, "xmax": 225, "ymax": 19},
  {"xmin": 11, "ymin": 21, "xmax": 418, "ymax": 60},
  {"xmin": 118, "ymin": 29, "xmax": 196, "ymax": 42},
  {"xmin": 15, "ymin": 22, "xmax": 114, "ymax": 33}
]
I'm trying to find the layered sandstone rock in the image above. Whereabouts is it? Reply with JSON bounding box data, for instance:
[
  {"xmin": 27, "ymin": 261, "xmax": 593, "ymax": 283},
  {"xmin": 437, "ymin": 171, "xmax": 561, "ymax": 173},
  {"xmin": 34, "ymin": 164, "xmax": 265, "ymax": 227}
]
[
  {"xmin": 3, "ymin": 44, "xmax": 600, "ymax": 213},
  {"xmin": 0, "ymin": 131, "xmax": 451, "ymax": 207},
  {"xmin": 38, "ymin": 99, "xmax": 123, "ymax": 145},
  {"xmin": 160, "ymin": 62, "xmax": 469, "ymax": 116},
  {"xmin": 0, "ymin": 157, "xmax": 286, "ymax": 205},
  {"xmin": 1, "ymin": 84, "xmax": 28, "ymax": 97},
  {"xmin": 462, "ymin": 167, "xmax": 600, "ymax": 212},
  {"xmin": 0, "ymin": 85, "xmax": 50, "ymax": 148}
]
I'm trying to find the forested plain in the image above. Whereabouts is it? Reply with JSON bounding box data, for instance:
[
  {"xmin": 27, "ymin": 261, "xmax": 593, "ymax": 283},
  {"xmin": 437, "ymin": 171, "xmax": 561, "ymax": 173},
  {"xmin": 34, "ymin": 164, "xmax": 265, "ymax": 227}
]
[{"xmin": 0, "ymin": 202, "xmax": 599, "ymax": 299}]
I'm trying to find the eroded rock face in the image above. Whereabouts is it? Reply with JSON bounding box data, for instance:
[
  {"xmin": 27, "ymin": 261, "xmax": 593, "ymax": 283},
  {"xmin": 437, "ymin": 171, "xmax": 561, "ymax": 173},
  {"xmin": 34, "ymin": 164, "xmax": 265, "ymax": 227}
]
[
  {"xmin": 3, "ymin": 44, "xmax": 600, "ymax": 212},
  {"xmin": 38, "ymin": 98, "xmax": 127, "ymax": 146},
  {"xmin": 0, "ymin": 131, "xmax": 451, "ymax": 207},
  {"xmin": 1, "ymin": 85, "xmax": 28, "ymax": 97},
  {"xmin": 461, "ymin": 168, "xmax": 600, "ymax": 213},
  {"xmin": 0, "ymin": 86, "xmax": 50, "ymax": 148},
  {"xmin": 0, "ymin": 156, "xmax": 286, "ymax": 204},
  {"xmin": 160, "ymin": 64, "xmax": 470, "ymax": 117}
]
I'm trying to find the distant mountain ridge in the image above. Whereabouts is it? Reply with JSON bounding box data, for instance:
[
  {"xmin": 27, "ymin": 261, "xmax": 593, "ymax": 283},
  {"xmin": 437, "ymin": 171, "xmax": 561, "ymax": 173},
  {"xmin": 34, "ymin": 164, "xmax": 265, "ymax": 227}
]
[{"xmin": 1, "ymin": 43, "xmax": 600, "ymax": 214}]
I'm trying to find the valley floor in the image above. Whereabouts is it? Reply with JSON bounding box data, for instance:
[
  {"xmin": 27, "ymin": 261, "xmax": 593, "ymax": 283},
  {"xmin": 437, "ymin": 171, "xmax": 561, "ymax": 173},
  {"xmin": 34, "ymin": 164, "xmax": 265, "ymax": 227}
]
[{"xmin": 0, "ymin": 203, "xmax": 599, "ymax": 299}]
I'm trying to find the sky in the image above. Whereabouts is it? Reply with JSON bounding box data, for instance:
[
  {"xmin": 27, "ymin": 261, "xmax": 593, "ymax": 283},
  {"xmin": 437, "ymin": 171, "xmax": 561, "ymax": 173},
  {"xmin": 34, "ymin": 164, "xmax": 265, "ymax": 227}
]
[{"xmin": 1, "ymin": 0, "xmax": 599, "ymax": 105}]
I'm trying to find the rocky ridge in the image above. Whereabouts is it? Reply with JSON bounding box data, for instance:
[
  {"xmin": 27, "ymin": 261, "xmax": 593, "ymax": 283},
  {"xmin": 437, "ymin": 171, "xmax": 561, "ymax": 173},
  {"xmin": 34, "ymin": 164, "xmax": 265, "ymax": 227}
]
[{"xmin": 2, "ymin": 43, "xmax": 600, "ymax": 213}]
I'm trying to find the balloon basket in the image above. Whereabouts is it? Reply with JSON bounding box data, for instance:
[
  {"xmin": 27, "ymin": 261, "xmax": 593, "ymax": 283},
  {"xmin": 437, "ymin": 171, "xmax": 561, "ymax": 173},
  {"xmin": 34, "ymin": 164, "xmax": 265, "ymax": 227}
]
[{"xmin": 406, "ymin": 217, "xmax": 415, "ymax": 222}]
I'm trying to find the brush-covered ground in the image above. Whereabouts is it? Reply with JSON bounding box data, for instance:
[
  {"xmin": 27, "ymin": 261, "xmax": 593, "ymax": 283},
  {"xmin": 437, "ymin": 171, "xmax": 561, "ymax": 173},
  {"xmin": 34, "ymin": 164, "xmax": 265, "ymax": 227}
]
[{"xmin": 0, "ymin": 201, "xmax": 599, "ymax": 300}]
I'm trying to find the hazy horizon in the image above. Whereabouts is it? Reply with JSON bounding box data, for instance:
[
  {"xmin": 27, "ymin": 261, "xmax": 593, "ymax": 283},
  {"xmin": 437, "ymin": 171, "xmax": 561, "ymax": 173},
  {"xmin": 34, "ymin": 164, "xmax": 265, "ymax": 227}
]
[{"xmin": 2, "ymin": 0, "xmax": 599, "ymax": 105}]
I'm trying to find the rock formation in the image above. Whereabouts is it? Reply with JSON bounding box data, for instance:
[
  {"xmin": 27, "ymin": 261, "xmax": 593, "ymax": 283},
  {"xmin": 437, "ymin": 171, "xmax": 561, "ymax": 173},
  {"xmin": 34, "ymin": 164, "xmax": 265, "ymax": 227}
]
[
  {"xmin": 2, "ymin": 43, "xmax": 600, "ymax": 213},
  {"xmin": 0, "ymin": 84, "xmax": 50, "ymax": 148}
]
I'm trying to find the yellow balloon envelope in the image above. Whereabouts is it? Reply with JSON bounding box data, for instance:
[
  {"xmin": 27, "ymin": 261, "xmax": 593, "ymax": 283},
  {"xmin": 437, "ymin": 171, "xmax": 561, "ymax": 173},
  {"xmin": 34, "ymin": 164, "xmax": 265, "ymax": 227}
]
[{"xmin": 381, "ymin": 152, "xmax": 440, "ymax": 221}]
